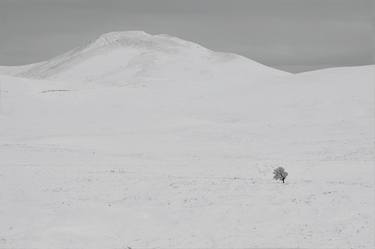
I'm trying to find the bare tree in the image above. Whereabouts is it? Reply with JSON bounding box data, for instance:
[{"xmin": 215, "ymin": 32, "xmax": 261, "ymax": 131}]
[{"xmin": 273, "ymin": 167, "xmax": 288, "ymax": 183}]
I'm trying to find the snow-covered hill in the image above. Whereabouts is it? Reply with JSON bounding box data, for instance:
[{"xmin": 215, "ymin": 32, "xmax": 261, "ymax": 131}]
[
  {"xmin": 0, "ymin": 31, "xmax": 287, "ymax": 86},
  {"xmin": 0, "ymin": 32, "xmax": 373, "ymax": 249}
]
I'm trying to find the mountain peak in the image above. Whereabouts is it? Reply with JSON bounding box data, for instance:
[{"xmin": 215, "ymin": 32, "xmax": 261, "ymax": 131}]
[
  {"xmin": 95, "ymin": 31, "xmax": 151, "ymax": 45},
  {"xmin": 86, "ymin": 31, "xmax": 205, "ymax": 53},
  {"xmin": 1, "ymin": 31, "xmax": 288, "ymax": 82}
]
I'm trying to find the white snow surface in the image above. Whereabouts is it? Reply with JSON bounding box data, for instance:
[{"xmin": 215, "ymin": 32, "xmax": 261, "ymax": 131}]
[
  {"xmin": 0, "ymin": 31, "xmax": 287, "ymax": 85},
  {"xmin": 0, "ymin": 31, "xmax": 374, "ymax": 249}
]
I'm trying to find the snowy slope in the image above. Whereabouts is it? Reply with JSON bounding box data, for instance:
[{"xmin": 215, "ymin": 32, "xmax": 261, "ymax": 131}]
[
  {"xmin": 0, "ymin": 32, "xmax": 374, "ymax": 249},
  {"xmin": 2, "ymin": 31, "xmax": 287, "ymax": 86},
  {"xmin": 0, "ymin": 65, "xmax": 372, "ymax": 161}
]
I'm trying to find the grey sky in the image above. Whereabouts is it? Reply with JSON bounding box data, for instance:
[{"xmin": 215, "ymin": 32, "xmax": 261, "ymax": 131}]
[{"xmin": 0, "ymin": 0, "xmax": 373, "ymax": 72}]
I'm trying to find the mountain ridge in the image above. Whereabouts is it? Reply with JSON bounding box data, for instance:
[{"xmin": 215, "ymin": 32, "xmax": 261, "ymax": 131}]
[{"xmin": 0, "ymin": 31, "xmax": 288, "ymax": 84}]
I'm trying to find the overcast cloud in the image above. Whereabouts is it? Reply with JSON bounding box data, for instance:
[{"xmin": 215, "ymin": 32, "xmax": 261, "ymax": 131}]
[{"xmin": 0, "ymin": 0, "xmax": 373, "ymax": 72}]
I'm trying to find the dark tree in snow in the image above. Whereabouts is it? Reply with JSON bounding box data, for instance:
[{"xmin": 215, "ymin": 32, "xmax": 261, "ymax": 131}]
[{"xmin": 273, "ymin": 167, "xmax": 288, "ymax": 183}]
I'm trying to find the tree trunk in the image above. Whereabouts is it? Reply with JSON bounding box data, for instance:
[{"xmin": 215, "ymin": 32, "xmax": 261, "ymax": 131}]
[{"xmin": 282, "ymin": 178, "xmax": 285, "ymax": 183}]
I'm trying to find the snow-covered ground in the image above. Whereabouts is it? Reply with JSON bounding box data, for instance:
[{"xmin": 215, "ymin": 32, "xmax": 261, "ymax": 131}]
[{"xmin": 0, "ymin": 31, "xmax": 374, "ymax": 249}]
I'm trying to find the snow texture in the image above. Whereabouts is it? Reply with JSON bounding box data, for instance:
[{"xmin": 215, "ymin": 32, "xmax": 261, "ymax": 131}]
[{"xmin": 0, "ymin": 31, "xmax": 374, "ymax": 249}]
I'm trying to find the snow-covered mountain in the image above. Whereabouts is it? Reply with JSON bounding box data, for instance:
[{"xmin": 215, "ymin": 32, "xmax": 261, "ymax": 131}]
[
  {"xmin": 0, "ymin": 31, "xmax": 287, "ymax": 85},
  {"xmin": 0, "ymin": 32, "xmax": 373, "ymax": 249}
]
